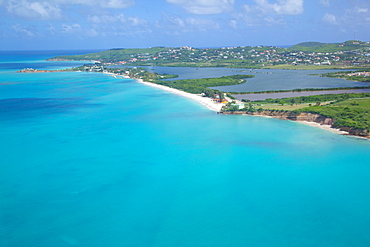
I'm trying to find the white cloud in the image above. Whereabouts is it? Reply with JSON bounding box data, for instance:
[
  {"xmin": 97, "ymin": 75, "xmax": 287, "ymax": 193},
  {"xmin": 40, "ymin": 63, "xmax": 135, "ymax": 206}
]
[
  {"xmin": 156, "ymin": 14, "xmax": 220, "ymax": 34},
  {"xmin": 87, "ymin": 14, "xmax": 147, "ymax": 27},
  {"xmin": 171, "ymin": 17, "xmax": 186, "ymax": 27},
  {"xmin": 88, "ymin": 14, "xmax": 126, "ymax": 23},
  {"xmin": 61, "ymin": 23, "xmax": 81, "ymax": 33},
  {"xmin": 166, "ymin": 0, "xmax": 234, "ymax": 14},
  {"xmin": 99, "ymin": 0, "xmax": 134, "ymax": 9},
  {"xmin": 323, "ymin": 13, "xmax": 337, "ymax": 25},
  {"xmin": 6, "ymin": 0, "xmax": 62, "ymax": 19},
  {"xmin": 1, "ymin": 0, "xmax": 134, "ymax": 20},
  {"xmin": 127, "ymin": 17, "xmax": 147, "ymax": 26},
  {"xmin": 238, "ymin": 0, "xmax": 303, "ymax": 27},
  {"xmin": 54, "ymin": 0, "xmax": 134, "ymax": 9},
  {"xmin": 357, "ymin": 8, "xmax": 368, "ymax": 13},
  {"xmin": 263, "ymin": 15, "xmax": 285, "ymax": 25},
  {"xmin": 319, "ymin": 0, "xmax": 330, "ymax": 7},
  {"xmin": 244, "ymin": 0, "xmax": 304, "ymax": 15},
  {"xmin": 186, "ymin": 17, "xmax": 220, "ymax": 29},
  {"xmin": 47, "ymin": 24, "xmax": 57, "ymax": 35},
  {"xmin": 341, "ymin": 5, "xmax": 370, "ymax": 27},
  {"xmin": 12, "ymin": 24, "xmax": 38, "ymax": 37},
  {"xmin": 86, "ymin": 28, "xmax": 99, "ymax": 37},
  {"xmin": 229, "ymin": 19, "xmax": 237, "ymax": 29}
]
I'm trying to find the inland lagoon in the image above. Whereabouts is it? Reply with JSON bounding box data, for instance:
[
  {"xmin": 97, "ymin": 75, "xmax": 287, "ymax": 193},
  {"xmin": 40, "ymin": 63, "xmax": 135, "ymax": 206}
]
[
  {"xmin": 1, "ymin": 51, "xmax": 370, "ymax": 246},
  {"xmin": 140, "ymin": 66, "xmax": 369, "ymax": 92}
]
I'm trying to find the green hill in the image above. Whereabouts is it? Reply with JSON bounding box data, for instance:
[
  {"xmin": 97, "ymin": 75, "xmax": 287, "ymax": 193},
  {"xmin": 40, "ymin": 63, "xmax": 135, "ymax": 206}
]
[
  {"xmin": 48, "ymin": 47, "xmax": 169, "ymax": 63},
  {"xmin": 291, "ymin": 42, "xmax": 327, "ymax": 48},
  {"xmin": 289, "ymin": 40, "xmax": 370, "ymax": 53},
  {"xmin": 47, "ymin": 40, "xmax": 370, "ymax": 68}
]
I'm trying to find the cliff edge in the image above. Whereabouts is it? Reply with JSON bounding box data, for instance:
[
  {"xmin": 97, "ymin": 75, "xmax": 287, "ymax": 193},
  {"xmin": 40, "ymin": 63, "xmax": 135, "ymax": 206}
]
[{"xmin": 220, "ymin": 110, "xmax": 369, "ymax": 138}]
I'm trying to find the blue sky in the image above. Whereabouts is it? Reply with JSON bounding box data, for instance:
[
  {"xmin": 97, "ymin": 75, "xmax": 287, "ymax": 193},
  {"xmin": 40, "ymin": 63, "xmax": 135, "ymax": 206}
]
[{"xmin": 1, "ymin": 0, "xmax": 369, "ymax": 50}]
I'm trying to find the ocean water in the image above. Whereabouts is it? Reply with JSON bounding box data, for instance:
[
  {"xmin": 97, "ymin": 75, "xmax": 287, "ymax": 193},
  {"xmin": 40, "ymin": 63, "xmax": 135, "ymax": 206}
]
[{"xmin": 1, "ymin": 51, "xmax": 370, "ymax": 247}]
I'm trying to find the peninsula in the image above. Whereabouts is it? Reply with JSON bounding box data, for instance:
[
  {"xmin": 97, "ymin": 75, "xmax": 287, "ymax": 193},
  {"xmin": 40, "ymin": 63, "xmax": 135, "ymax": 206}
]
[{"xmin": 43, "ymin": 40, "xmax": 370, "ymax": 138}]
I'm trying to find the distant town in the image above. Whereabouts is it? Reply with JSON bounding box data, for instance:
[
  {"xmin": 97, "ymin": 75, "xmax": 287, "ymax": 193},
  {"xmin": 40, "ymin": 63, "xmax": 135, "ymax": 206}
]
[{"xmin": 48, "ymin": 40, "xmax": 370, "ymax": 69}]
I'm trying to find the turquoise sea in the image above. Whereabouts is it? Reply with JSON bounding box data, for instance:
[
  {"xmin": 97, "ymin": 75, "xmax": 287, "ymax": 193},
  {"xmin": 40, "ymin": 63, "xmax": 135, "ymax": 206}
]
[{"xmin": 1, "ymin": 51, "xmax": 370, "ymax": 246}]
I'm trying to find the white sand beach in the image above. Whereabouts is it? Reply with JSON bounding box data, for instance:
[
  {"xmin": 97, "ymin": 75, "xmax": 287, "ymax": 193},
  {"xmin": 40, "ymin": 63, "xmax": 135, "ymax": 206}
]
[
  {"xmin": 297, "ymin": 121, "xmax": 350, "ymax": 136},
  {"xmin": 104, "ymin": 72, "xmax": 224, "ymax": 111},
  {"xmin": 108, "ymin": 73, "xmax": 362, "ymax": 138},
  {"xmin": 135, "ymin": 78, "xmax": 224, "ymax": 112}
]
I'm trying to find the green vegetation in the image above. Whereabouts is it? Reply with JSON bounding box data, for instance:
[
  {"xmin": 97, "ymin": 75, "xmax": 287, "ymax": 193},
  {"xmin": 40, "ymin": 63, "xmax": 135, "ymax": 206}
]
[
  {"xmin": 48, "ymin": 40, "xmax": 370, "ymax": 69},
  {"xmin": 247, "ymin": 93, "xmax": 370, "ymax": 105},
  {"xmin": 223, "ymin": 93, "xmax": 370, "ymax": 132},
  {"xmin": 298, "ymin": 98, "xmax": 370, "ymax": 130},
  {"xmin": 249, "ymin": 103, "xmax": 312, "ymax": 111},
  {"xmin": 153, "ymin": 75, "xmax": 254, "ymax": 96},
  {"xmin": 288, "ymin": 40, "xmax": 370, "ymax": 53},
  {"xmin": 231, "ymin": 86, "xmax": 370, "ymax": 95},
  {"xmin": 320, "ymin": 69, "xmax": 370, "ymax": 82},
  {"xmin": 100, "ymin": 66, "xmax": 254, "ymax": 98},
  {"xmin": 48, "ymin": 43, "xmax": 370, "ymax": 136},
  {"xmin": 49, "ymin": 47, "xmax": 169, "ymax": 63}
]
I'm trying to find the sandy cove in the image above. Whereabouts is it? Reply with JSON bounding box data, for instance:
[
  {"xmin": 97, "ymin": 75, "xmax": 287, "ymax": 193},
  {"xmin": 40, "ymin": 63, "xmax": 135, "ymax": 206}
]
[{"xmin": 134, "ymin": 78, "xmax": 224, "ymax": 112}]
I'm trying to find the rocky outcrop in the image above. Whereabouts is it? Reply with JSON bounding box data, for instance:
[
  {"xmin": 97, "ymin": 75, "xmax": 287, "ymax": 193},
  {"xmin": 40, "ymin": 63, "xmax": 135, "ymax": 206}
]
[
  {"xmin": 220, "ymin": 110, "xmax": 369, "ymax": 138},
  {"xmin": 248, "ymin": 110, "xmax": 335, "ymax": 125},
  {"xmin": 339, "ymin": 127, "xmax": 369, "ymax": 138}
]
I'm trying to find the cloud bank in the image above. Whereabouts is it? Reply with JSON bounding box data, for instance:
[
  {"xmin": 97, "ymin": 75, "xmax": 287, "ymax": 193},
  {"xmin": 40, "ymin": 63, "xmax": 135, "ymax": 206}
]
[
  {"xmin": 1, "ymin": 0, "xmax": 135, "ymax": 19},
  {"xmin": 244, "ymin": 0, "xmax": 304, "ymax": 15},
  {"xmin": 167, "ymin": 0, "xmax": 235, "ymax": 14}
]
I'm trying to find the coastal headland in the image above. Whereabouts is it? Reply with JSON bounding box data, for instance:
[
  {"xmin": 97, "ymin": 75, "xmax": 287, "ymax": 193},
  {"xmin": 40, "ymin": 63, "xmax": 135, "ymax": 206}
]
[
  {"xmin": 110, "ymin": 68, "xmax": 370, "ymax": 139},
  {"xmin": 220, "ymin": 110, "xmax": 369, "ymax": 138},
  {"xmin": 19, "ymin": 63, "xmax": 370, "ymax": 139},
  {"xmin": 33, "ymin": 40, "xmax": 370, "ymax": 138}
]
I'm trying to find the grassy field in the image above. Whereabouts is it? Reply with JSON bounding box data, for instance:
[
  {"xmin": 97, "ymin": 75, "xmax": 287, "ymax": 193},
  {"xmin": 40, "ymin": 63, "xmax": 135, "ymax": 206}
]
[
  {"xmin": 328, "ymin": 98, "xmax": 370, "ymax": 109},
  {"xmin": 255, "ymin": 102, "xmax": 331, "ymax": 111},
  {"xmin": 298, "ymin": 98, "xmax": 370, "ymax": 130},
  {"xmin": 228, "ymin": 95, "xmax": 370, "ymax": 131}
]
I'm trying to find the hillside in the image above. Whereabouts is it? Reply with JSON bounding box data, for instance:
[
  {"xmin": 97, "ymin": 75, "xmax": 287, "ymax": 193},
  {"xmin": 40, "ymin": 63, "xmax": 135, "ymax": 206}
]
[
  {"xmin": 289, "ymin": 40, "xmax": 370, "ymax": 53},
  {"xmin": 222, "ymin": 93, "xmax": 370, "ymax": 138},
  {"xmin": 48, "ymin": 47, "xmax": 169, "ymax": 63},
  {"xmin": 48, "ymin": 40, "xmax": 370, "ymax": 68}
]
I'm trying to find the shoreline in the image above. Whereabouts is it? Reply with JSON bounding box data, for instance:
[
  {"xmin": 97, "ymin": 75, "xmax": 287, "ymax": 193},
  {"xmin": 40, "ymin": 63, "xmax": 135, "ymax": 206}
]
[
  {"xmin": 221, "ymin": 111, "xmax": 369, "ymax": 139},
  {"xmin": 134, "ymin": 78, "xmax": 224, "ymax": 112},
  {"xmin": 239, "ymin": 113, "xmax": 350, "ymax": 136},
  {"xmin": 133, "ymin": 77, "xmax": 360, "ymax": 138},
  {"xmin": 105, "ymin": 72, "xmax": 367, "ymax": 139},
  {"xmin": 103, "ymin": 72, "xmax": 224, "ymax": 112},
  {"xmin": 295, "ymin": 120, "xmax": 350, "ymax": 136},
  {"xmin": 298, "ymin": 120, "xmax": 369, "ymax": 139}
]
